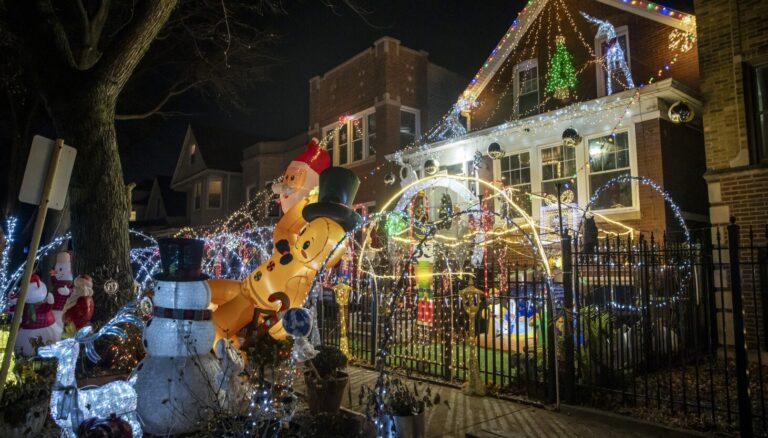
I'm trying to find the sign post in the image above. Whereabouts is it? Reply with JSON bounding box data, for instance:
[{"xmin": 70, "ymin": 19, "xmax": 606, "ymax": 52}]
[{"xmin": 0, "ymin": 136, "xmax": 76, "ymax": 398}]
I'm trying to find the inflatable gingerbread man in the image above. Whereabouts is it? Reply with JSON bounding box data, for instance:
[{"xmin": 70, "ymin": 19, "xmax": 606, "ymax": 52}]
[{"xmin": 210, "ymin": 165, "xmax": 362, "ymax": 345}]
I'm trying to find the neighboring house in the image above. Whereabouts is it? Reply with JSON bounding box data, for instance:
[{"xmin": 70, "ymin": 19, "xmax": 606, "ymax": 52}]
[
  {"xmin": 144, "ymin": 176, "xmax": 187, "ymax": 225},
  {"xmin": 694, "ymin": 0, "xmax": 768, "ymax": 349},
  {"xmin": 129, "ymin": 179, "xmax": 153, "ymax": 224},
  {"xmin": 395, "ymin": 0, "xmax": 706, "ymax": 238},
  {"xmin": 241, "ymin": 133, "xmax": 308, "ymax": 203},
  {"xmin": 309, "ymin": 36, "xmax": 467, "ymax": 210},
  {"xmin": 170, "ymin": 125, "xmax": 250, "ymax": 227}
]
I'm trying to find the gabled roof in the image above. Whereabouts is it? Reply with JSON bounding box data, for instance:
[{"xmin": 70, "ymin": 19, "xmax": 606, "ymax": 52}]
[
  {"xmin": 155, "ymin": 175, "xmax": 187, "ymax": 217},
  {"xmin": 459, "ymin": 0, "xmax": 695, "ymax": 108},
  {"xmin": 190, "ymin": 124, "xmax": 254, "ymax": 172}
]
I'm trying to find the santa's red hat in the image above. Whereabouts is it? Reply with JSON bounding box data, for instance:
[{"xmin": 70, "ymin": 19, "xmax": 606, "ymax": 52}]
[
  {"xmin": 293, "ymin": 138, "xmax": 330, "ymax": 175},
  {"xmin": 30, "ymin": 274, "xmax": 42, "ymax": 288}
]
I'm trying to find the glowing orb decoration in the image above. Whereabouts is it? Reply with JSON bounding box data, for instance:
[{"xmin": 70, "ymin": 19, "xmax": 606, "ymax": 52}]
[
  {"xmin": 562, "ymin": 127, "xmax": 581, "ymax": 146},
  {"xmin": 423, "ymin": 159, "xmax": 439, "ymax": 176},
  {"xmin": 487, "ymin": 142, "xmax": 504, "ymax": 160},
  {"xmin": 282, "ymin": 308, "xmax": 312, "ymax": 338},
  {"xmin": 668, "ymin": 101, "xmax": 695, "ymax": 124},
  {"xmin": 384, "ymin": 172, "xmax": 396, "ymax": 186}
]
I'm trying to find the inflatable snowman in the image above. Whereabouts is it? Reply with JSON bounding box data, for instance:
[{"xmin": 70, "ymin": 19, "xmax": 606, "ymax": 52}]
[
  {"xmin": 51, "ymin": 251, "xmax": 74, "ymax": 328},
  {"xmin": 9, "ymin": 274, "xmax": 61, "ymax": 355}
]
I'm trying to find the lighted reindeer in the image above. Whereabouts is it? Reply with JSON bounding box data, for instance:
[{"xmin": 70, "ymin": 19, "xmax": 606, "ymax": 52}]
[
  {"xmin": 37, "ymin": 304, "xmax": 143, "ymax": 438},
  {"xmin": 581, "ymin": 11, "xmax": 635, "ymax": 95}
]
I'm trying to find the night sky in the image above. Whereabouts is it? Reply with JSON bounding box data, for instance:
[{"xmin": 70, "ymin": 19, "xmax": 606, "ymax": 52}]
[{"xmin": 119, "ymin": 0, "xmax": 694, "ymax": 183}]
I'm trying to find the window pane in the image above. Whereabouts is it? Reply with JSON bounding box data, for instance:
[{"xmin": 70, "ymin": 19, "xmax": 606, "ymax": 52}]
[
  {"xmin": 400, "ymin": 110, "xmax": 416, "ymax": 147},
  {"xmin": 352, "ymin": 119, "xmax": 363, "ymax": 161},
  {"xmin": 590, "ymin": 170, "xmax": 632, "ymax": 209},
  {"xmin": 367, "ymin": 113, "xmax": 377, "ymax": 156},
  {"xmin": 541, "ymin": 179, "xmax": 578, "ymax": 204},
  {"xmin": 338, "ymin": 124, "xmax": 349, "ymax": 164},
  {"xmin": 589, "ymin": 132, "xmax": 629, "ymax": 173},
  {"xmin": 541, "ymin": 145, "xmax": 576, "ymax": 181},
  {"xmin": 208, "ymin": 178, "xmax": 222, "ymax": 208},
  {"xmin": 500, "ymin": 151, "xmax": 532, "ymax": 216}
]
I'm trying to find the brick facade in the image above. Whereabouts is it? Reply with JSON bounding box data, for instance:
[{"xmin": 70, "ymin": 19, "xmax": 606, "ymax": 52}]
[
  {"xmin": 308, "ymin": 37, "xmax": 466, "ymax": 208},
  {"xmin": 695, "ymin": 0, "xmax": 768, "ymax": 349}
]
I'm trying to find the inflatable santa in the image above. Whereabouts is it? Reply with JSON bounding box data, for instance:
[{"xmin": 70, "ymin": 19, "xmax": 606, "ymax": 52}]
[
  {"xmin": 271, "ymin": 138, "xmax": 330, "ymax": 213},
  {"xmin": 62, "ymin": 274, "xmax": 95, "ymax": 334},
  {"xmin": 9, "ymin": 274, "xmax": 61, "ymax": 355},
  {"xmin": 51, "ymin": 251, "xmax": 74, "ymax": 328}
]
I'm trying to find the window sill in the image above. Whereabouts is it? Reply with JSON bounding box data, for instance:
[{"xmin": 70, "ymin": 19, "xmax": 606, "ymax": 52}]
[{"xmin": 340, "ymin": 156, "xmax": 377, "ymax": 169}]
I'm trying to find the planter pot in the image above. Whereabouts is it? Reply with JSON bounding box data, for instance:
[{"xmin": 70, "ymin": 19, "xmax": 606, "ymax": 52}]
[
  {"xmin": 381, "ymin": 412, "xmax": 426, "ymax": 438},
  {"xmin": 304, "ymin": 371, "xmax": 349, "ymax": 414},
  {"xmin": 0, "ymin": 399, "xmax": 48, "ymax": 438}
]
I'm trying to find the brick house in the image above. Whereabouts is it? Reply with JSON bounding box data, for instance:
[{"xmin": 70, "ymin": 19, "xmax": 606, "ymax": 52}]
[
  {"xmin": 308, "ymin": 36, "xmax": 466, "ymax": 211},
  {"xmin": 695, "ymin": 0, "xmax": 768, "ymax": 349},
  {"xmin": 395, "ymin": 0, "xmax": 706, "ymax": 239}
]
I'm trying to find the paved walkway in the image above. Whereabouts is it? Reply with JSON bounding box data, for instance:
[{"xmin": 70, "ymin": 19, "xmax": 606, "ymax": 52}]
[{"xmin": 298, "ymin": 366, "xmax": 704, "ymax": 438}]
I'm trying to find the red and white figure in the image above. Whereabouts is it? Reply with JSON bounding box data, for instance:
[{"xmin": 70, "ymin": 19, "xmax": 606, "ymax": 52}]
[
  {"xmin": 9, "ymin": 274, "xmax": 61, "ymax": 355},
  {"xmin": 51, "ymin": 251, "xmax": 74, "ymax": 328},
  {"xmin": 271, "ymin": 138, "xmax": 331, "ymax": 213},
  {"xmin": 63, "ymin": 274, "xmax": 95, "ymax": 330}
]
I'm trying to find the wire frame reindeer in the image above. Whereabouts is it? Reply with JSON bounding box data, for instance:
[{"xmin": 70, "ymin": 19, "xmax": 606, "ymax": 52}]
[
  {"xmin": 581, "ymin": 12, "xmax": 635, "ymax": 95},
  {"xmin": 37, "ymin": 303, "xmax": 144, "ymax": 438}
]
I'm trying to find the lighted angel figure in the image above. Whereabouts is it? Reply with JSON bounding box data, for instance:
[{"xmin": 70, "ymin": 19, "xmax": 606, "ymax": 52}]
[{"xmin": 581, "ymin": 12, "xmax": 635, "ymax": 95}]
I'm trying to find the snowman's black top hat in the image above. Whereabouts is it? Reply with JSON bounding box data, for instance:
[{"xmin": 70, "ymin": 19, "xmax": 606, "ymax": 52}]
[
  {"xmin": 154, "ymin": 238, "xmax": 208, "ymax": 282},
  {"xmin": 302, "ymin": 167, "xmax": 362, "ymax": 232}
]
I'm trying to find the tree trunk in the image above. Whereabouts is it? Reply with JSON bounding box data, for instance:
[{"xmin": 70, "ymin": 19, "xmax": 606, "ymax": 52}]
[{"xmin": 46, "ymin": 87, "xmax": 133, "ymax": 323}]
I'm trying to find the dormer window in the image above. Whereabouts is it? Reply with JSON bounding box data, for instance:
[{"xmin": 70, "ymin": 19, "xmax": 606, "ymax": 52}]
[
  {"xmin": 515, "ymin": 59, "xmax": 539, "ymax": 116},
  {"xmin": 190, "ymin": 143, "xmax": 197, "ymax": 164}
]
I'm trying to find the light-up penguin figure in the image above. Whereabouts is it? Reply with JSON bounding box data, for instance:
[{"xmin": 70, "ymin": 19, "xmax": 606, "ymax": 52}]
[
  {"xmin": 210, "ymin": 166, "xmax": 361, "ymax": 344},
  {"xmin": 581, "ymin": 12, "xmax": 635, "ymax": 95}
]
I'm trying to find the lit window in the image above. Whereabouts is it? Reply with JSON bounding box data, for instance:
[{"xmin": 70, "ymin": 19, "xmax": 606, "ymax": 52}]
[
  {"xmin": 500, "ymin": 151, "xmax": 532, "ymax": 216},
  {"xmin": 130, "ymin": 210, "xmax": 137, "ymax": 221},
  {"xmin": 326, "ymin": 109, "xmax": 379, "ymax": 166},
  {"xmin": 515, "ymin": 59, "xmax": 539, "ymax": 116},
  {"xmin": 541, "ymin": 144, "xmax": 578, "ymax": 204},
  {"xmin": 400, "ymin": 110, "xmax": 417, "ymax": 147},
  {"xmin": 207, "ymin": 177, "xmax": 222, "ymax": 209},
  {"xmin": 190, "ymin": 143, "xmax": 196, "ymax": 165},
  {"xmin": 745, "ymin": 64, "xmax": 768, "ymax": 164},
  {"xmin": 588, "ymin": 131, "xmax": 633, "ymax": 210},
  {"xmin": 193, "ymin": 181, "xmax": 202, "ymax": 210}
]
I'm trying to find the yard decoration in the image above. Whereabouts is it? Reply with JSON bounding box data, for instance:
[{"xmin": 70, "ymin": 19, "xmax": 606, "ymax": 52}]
[
  {"xmin": 51, "ymin": 251, "xmax": 74, "ymax": 329},
  {"xmin": 38, "ymin": 304, "xmax": 143, "ymax": 438},
  {"xmin": 271, "ymin": 137, "xmax": 330, "ymax": 214},
  {"xmin": 360, "ymin": 376, "xmax": 446, "ymax": 438},
  {"xmin": 460, "ymin": 284, "xmax": 485, "ymax": 396},
  {"xmin": 9, "ymin": 274, "xmax": 60, "ymax": 356},
  {"xmin": 62, "ymin": 274, "xmax": 95, "ymax": 334},
  {"xmin": 133, "ymin": 238, "xmax": 220, "ymax": 435},
  {"xmin": 210, "ymin": 166, "xmax": 360, "ymax": 343},
  {"xmin": 332, "ymin": 280, "xmax": 353, "ymax": 358},
  {"xmin": 546, "ymin": 35, "xmax": 578, "ymax": 100},
  {"xmin": 582, "ymin": 12, "xmax": 635, "ymax": 95}
]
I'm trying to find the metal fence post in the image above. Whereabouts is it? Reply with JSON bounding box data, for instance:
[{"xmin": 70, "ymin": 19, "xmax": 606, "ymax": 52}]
[
  {"xmin": 561, "ymin": 232, "xmax": 575, "ymax": 403},
  {"xmin": 727, "ymin": 217, "xmax": 754, "ymax": 437}
]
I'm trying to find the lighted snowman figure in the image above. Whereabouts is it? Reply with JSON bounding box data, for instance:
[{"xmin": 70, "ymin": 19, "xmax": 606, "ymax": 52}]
[
  {"xmin": 9, "ymin": 274, "xmax": 61, "ymax": 355},
  {"xmin": 51, "ymin": 251, "xmax": 74, "ymax": 328}
]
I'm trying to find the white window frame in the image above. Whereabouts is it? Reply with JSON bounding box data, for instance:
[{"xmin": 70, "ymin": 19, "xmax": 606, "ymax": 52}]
[
  {"xmin": 323, "ymin": 107, "xmax": 379, "ymax": 167},
  {"xmin": 399, "ymin": 106, "xmax": 421, "ymax": 149},
  {"xmin": 498, "ymin": 150, "xmax": 533, "ymax": 217},
  {"xmin": 595, "ymin": 25, "xmax": 631, "ymax": 98},
  {"xmin": 207, "ymin": 176, "xmax": 223, "ymax": 210},
  {"xmin": 585, "ymin": 128, "xmax": 639, "ymax": 214},
  {"xmin": 514, "ymin": 59, "xmax": 539, "ymax": 116},
  {"xmin": 193, "ymin": 181, "xmax": 202, "ymax": 211}
]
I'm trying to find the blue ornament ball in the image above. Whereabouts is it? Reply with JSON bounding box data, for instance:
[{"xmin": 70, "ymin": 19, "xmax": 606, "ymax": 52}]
[{"xmin": 282, "ymin": 308, "xmax": 312, "ymax": 338}]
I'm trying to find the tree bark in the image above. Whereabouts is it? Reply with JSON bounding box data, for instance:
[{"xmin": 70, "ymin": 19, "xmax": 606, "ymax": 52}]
[{"xmin": 45, "ymin": 87, "xmax": 133, "ymax": 321}]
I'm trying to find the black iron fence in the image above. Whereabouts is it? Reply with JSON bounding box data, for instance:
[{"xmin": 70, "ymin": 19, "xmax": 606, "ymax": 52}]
[{"xmin": 315, "ymin": 220, "xmax": 768, "ymax": 435}]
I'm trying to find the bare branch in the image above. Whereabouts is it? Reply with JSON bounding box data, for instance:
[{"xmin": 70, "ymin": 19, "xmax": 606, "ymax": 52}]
[{"xmin": 115, "ymin": 80, "xmax": 203, "ymax": 120}]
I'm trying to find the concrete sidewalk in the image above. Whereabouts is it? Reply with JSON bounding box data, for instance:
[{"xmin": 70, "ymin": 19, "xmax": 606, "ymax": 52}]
[{"xmin": 300, "ymin": 366, "xmax": 707, "ymax": 438}]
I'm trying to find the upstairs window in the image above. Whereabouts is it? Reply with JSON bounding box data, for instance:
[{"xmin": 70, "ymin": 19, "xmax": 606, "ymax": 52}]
[
  {"xmin": 400, "ymin": 109, "xmax": 418, "ymax": 147},
  {"xmin": 193, "ymin": 181, "xmax": 202, "ymax": 211},
  {"xmin": 596, "ymin": 25, "xmax": 631, "ymax": 96},
  {"xmin": 515, "ymin": 59, "xmax": 539, "ymax": 116},
  {"xmin": 588, "ymin": 131, "xmax": 633, "ymax": 210},
  {"xmin": 744, "ymin": 63, "xmax": 768, "ymax": 164},
  {"xmin": 207, "ymin": 176, "xmax": 222, "ymax": 209},
  {"xmin": 500, "ymin": 151, "xmax": 532, "ymax": 216},
  {"xmin": 189, "ymin": 143, "xmax": 197, "ymax": 165},
  {"xmin": 327, "ymin": 109, "xmax": 378, "ymax": 166}
]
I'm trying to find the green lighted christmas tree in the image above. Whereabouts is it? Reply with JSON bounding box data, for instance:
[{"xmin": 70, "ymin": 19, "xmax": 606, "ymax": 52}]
[{"xmin": 546, "ymin": 35, "xmax": 578, "ymax": 100}]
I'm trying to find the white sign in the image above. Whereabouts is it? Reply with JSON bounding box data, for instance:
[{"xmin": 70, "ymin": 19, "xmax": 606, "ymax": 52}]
[{"xmin": 18, "ymin": 135, "xmax": 77, "ymax": 210}]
